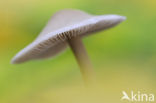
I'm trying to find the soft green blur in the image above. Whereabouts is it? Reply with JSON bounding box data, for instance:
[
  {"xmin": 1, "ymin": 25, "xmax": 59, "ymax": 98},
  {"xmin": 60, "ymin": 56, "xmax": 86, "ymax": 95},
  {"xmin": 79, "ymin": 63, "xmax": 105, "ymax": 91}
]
[{"xmin": 0, "ymin": 0, "xmax": 156, "ymax": 103}]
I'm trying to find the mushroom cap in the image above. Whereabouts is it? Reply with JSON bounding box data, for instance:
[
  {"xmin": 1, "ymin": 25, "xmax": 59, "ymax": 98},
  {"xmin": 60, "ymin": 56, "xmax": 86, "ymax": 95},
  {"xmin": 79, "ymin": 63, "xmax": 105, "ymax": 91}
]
[{"xmin": 11, "ymin": 9, "xmax": 126, "ymax": 64}]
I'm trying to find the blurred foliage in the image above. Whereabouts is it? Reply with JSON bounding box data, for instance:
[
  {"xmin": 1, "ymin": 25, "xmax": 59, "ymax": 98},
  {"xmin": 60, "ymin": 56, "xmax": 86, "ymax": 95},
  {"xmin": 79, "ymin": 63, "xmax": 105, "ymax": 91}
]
[{"xmin": 0, "ymin": 0, "xmax": 156, "ymax": 103}]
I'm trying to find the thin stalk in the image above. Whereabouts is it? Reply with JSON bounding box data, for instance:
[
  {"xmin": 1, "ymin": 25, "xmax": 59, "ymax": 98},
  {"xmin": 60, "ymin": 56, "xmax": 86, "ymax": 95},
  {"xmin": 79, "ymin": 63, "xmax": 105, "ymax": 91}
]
[{"xmin": 67, "ymin": 36, "xmax": 95, "ymax": 86}]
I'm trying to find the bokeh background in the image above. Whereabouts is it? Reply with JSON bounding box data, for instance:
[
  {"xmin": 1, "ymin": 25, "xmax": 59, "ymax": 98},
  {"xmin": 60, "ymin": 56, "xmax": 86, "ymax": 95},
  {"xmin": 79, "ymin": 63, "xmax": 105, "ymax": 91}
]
[{"xmin": 0, "ymin": 0, "xmax": 156, "ymax": 103}]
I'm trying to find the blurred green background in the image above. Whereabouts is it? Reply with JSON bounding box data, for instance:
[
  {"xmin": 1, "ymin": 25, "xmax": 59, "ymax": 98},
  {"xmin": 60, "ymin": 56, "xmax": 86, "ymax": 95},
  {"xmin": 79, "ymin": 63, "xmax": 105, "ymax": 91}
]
[{"xmin": 0, "ymin": 0, "xmax": 156, "ymax": 103}]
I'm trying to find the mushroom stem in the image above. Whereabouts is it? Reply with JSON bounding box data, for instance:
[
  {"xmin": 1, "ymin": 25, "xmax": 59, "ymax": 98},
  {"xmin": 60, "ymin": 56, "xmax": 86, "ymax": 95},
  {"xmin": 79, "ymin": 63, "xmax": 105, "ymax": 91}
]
[{"xmin": 68, "ymin": 36, "xmax": 95, "ymax": 85}]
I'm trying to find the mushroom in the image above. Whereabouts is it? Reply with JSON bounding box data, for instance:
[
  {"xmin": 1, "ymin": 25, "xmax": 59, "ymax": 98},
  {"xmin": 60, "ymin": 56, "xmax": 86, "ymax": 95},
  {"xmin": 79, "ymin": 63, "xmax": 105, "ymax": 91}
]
[{"xmin": 11, "ymin": 9, "xmax": 126, "ymax": 85}]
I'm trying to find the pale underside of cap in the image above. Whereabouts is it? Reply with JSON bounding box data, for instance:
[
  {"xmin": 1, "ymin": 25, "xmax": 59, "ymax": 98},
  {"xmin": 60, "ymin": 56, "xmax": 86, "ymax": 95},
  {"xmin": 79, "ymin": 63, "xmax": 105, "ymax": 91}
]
[{"xmin": 11, "ymin": 9, "xmax": 126, "ymax": 64}]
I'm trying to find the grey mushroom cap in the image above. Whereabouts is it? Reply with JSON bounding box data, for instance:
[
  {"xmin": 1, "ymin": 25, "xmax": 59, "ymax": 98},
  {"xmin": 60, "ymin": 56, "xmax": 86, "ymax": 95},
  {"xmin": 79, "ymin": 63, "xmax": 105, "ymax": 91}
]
[{"xmin": 11, "ymin": 9, "xmax": 126, "ymax": 64}]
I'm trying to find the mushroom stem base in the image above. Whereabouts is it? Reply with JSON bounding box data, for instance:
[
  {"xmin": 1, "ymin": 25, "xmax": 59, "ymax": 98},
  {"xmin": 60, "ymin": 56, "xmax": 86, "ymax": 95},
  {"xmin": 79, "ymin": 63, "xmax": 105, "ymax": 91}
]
[{"xmin": 67, "ymin": 36, "xmax": 95, "ymax": 86}]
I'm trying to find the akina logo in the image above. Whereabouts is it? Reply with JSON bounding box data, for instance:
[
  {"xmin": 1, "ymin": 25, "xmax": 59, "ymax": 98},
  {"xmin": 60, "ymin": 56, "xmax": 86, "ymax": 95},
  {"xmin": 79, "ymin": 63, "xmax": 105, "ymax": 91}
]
[{"xmin": 121, "ymin": 91, "xmax": 154, "ymax": 102}]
